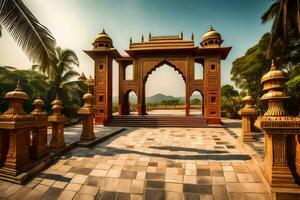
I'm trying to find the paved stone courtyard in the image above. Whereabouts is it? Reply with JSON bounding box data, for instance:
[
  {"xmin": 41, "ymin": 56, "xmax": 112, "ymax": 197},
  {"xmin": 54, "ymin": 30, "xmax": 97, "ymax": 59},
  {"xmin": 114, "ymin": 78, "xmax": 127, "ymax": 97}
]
[{"xmin": 0, "ymin": 125, "xmax": 272, "ymax": 200}]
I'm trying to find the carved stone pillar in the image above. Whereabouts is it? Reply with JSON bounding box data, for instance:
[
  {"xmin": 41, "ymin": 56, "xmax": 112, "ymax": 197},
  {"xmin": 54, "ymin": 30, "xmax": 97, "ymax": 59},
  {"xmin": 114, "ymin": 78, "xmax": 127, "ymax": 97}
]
[
  {"xmin": 48, "ymin": 96, "xmax": 65, "ymax": 150},
  {"xmin": 30, "ymin": 96, "xmax": 49, "ymax": 159},
  {"xmin": 296, "ymin": 134, "xmax": 300, "ymax": 182},
  {"xmin": 260, "ymin": 61, "xmax": 300, "ymax": 187},
  {"xmin": 0, "ymin": 82, "xmax": 35, "ymax": 175},
  {"xmin": 238, "ymin": 95, "xmax": 257, "ymax": 142},
  {"xmin": 78, "ymin": 90, "xmax": 95, "ymax": 141}
]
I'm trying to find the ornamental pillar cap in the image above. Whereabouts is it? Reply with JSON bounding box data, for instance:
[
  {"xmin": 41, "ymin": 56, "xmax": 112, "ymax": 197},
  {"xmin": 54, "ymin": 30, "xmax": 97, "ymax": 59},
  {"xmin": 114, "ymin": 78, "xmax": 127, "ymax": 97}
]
[{"xmin": 4, "ymin": 80, "xmax": 29, "ymax": 101}]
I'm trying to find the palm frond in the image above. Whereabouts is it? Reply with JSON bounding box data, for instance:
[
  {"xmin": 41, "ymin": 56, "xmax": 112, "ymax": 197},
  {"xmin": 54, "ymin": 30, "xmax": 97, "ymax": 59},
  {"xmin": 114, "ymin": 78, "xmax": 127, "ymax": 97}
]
[
  {"xmin": 0, "ymin": 0, "xmax": 56, "ymax": 72},
  {"xmin": 62, "ymin": 70, "xmax": 80, "ymax": 82},
  {"xmin": 261, "ymin": 2, "xmax": 280, "ymax": 24},
  {"xmin": 0, "ymin": 24, "xmax": 2, "ymax": 37}
]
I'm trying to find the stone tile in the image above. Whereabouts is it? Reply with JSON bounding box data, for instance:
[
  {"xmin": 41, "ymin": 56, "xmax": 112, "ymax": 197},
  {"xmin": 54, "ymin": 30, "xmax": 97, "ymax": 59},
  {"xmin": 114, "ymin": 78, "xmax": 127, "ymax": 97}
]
[
  {"xmin": 166, "ymin": 183, "xmax": 183, "ymax": 192},
  {"xmin": 226, "ymin": 183, "xmax": 269, "ymax": 193},
  {"xmin": 52, "ymin": 181, "xmax": 68, "ymax": 189},
  {"xmin": 65, "ymin": 183, "xmax": 82, "ymax": 192},
  {"xmin": 57, "ymin": 190, "xmax": 77, "ymax": 200},
  {"xmin": 71, "ymin": 174, "xmax": 88, "ymax": 184},
  {"xmin": 197, "ymin": 168, "xmax": 211, "ymax": 176},
  {"xmin": 7, "ymin": 186, "xmax": 32, "ymax": 200},
  {"xmin": 120, "ymin": 170, "xmax": 137, "ymax": 179},
  {"xmin": 145, "ymin": 172, "xmax": 165, "ymax": 180},
  {"xmin": 232, "ymin": 165, "xmax": 250, "ymax": 174},
  {"xmin": 96, "ymin": 190, "xmax": 116, "ymax": 200},
  {"xmin": 145, "ymin": 189, "xmax": 165, "ymax": 200},
  {"xmin": 107, "ymin": 169, "xmax": 122, "ymax": 178},
  {"xmin": 131, "ymin": 194, "xmax": 144, "ymax": 200},
  {"xmin": 212, "ymin": 177, "xmax": 225, "ymax": 185},
  {"xmin": 183, "ymin": 184, "xmax": 212, "ymax": 194},
  {"xmin": 224, "ymin": 171, "xmax": 238, "ymax": 183},
  {"xmin": 236, "ymin": 173, "xmax": 256, "ymax": 183},
  {"xmin": 167, "ymin": 191, "xmax": 183, "ymax": 200},
  {"xmin": 213, "ymin": 185, "xmax": 229, "ymax": 200},
  {"xmin": 95, "ymin": 163, "xmax": 112, "ymax": 170},
  {"xmin": 183, "ymin": 193, "xmax": 200, "ymax": 200},
  {"xmin": 85, "ymin": 176, "xmax": 103, "ymax": 187},
  {"xmin": 40, "ymin": 179, "xmax": 55, "ymax": 186},
  {"xmin": 145, "ymin": 180, "xmax": 165, "ymax": 189},
  {"xmin": 183, "ymin": 175, "xmax": 197, "ymax": 184},
  {"xmin": 165, "ymin": 174, "xmax": 183, "ymax": 183},
  {"xmin": 69, "ymin": 167, "xmax": 92, "ymax": 175},
  {"xmin": 101, "ymin": 178, "xmax": 119, "ymax": 191},
  {"xmin": 79, "ymin": 185, "xmax": 99, "ymax": 195},
  {"xmin": 39, "ymin": 187, "xmax": 63, "ymax": 200},
  {"xmin": 74, "ymin": 193, "xmax": 95, "ymax": 200},
  {"xmin": 136, "ymin": 171, "xmax": 146, "ymax": 179},
  {"xmin": 131, "ymin": 179, "xmax": 145, "ymax": 194},
  {"xmin": 199, "ymin": 194, "xmax": 215, "ymax": 200},
  {"xmin": 197, "ymin": 176, "xmax": 212, "ymax": 185},
  {"xmin": 222, "ymin": 165, "xmax": 234, "ymax": 172},
  {"xmin": 116, "ymin": 179, "xmax": 132, "ymax": 193},
  {"xmin": 116, "ymin": 192, "xmax": 131, "ymax": 200},
  {"xmin": 90, "ymin": 169, "xmax": 108, "ymax": 177}
]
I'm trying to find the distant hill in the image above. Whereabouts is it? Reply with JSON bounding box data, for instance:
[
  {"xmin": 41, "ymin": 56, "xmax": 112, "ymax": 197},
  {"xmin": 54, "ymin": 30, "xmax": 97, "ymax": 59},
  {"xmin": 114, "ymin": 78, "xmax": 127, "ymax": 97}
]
[{"xmin": 113, "ymin": 93, "xmax": 202, "ymax": 104}]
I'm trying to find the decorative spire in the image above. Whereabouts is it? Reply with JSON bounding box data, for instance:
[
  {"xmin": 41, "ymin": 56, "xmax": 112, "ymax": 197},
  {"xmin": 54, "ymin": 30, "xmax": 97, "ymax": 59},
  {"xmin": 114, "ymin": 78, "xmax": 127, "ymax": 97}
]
[
  {"xmin": 149, "ymin": 32, "xmax": 152, "ymax": 39},
  {"xmin": 191, "ymin": 33, "xmax": 194, "ymax": 40},
  {"xmin": 130, "ymin": 37, "xmax": 132, "ymax": 44},
  {"xmin": 208, "ymin": 25, "xmax": 215, "ymax": 32},
  {"xmin": 141, "ymin": 35, "xmax": 144, "ymax": 42},
  {"xmin": 270, "ymin": 59, "xmax": 277, "ymax": 70},
  {"xmin": 101, "ymin": 28, "xmax": 107, "ymax": 35},
  {"xmin": 181, "ymin": 31, "xmax": 183, "ymax": 39},
  {"xmin": 15, "ymin": 80, "xmax": 22, "ymax": 91}
]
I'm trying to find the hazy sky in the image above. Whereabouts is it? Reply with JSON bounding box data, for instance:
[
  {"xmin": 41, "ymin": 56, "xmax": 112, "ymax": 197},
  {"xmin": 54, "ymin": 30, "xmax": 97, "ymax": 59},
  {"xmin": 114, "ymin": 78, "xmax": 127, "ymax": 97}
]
[{"xmin": 0, "ymin": 0, "xmax": 272, "ymax": 97}]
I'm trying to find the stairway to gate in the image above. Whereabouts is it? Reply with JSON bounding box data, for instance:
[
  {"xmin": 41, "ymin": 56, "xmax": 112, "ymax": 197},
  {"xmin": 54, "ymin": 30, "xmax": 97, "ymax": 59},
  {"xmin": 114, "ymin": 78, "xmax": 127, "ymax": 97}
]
[{"xmin": 107, "ymin": 115, "xmax": 209, "ymax": 128}]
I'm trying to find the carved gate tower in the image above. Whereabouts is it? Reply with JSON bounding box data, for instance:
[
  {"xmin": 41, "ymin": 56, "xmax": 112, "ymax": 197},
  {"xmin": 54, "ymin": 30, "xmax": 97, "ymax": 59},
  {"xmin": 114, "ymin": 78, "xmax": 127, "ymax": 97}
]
[{"xmin": 85, "ymin": 27, "xmax": 231, "ymax": 125}]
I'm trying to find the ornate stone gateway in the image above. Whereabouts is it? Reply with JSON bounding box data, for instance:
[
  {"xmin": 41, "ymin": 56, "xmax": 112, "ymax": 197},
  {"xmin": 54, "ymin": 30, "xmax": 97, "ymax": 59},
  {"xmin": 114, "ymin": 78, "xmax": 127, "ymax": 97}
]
[{"xmin": 84, "ymin": 27, "xmax": 231, "ymax": 125}]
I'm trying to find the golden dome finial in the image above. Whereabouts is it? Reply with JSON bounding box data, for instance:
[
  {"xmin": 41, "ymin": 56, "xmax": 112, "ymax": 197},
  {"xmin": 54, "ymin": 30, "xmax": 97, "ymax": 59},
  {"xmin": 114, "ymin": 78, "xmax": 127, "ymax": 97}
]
[
  {"xmin": 141, "ymin": 35, "xmax": 144, "ymax": 42},
  {"xmin": 270, "ymin": 59, "xmax": 277, "ymax": 70},
  {"xmin": 208, "ymin": 25, "xmax": 215, "ymax": 32},
  {"xmin": 101, "ymin": 28, "xmax": 107, "ymax": 35},
  {"xmin": 15, "ymin": 80, "xmax": 22, "ymax": 91},
  {"xmin": 191, "ymin": 33, "xmax": 194, "ymax": 40}
]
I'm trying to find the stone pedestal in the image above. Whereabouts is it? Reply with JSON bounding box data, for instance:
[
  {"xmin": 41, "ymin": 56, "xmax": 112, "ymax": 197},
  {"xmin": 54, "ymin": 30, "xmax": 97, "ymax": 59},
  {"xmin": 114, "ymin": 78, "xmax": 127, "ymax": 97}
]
[
  {"xmin": 48, "ymin": 96, "xmax": 65, "ymax": 150},
  {"xmin": 260, "ymin": 61, "xmax": 300, "ymax": 188},
  {"xmin": 0, "ymin": 83, "xmax": 35, "ymax": 175},
  {"xmin": 295, "ymin": 135, "xmax": 300, "ymax": 182},
  {"xmin": 261, "ymin": 118, "xmax": 300, "ymax": 187},
  {"xmin": 185, "ymin": 104, "xmax": 190, "ymax": 116},
  {"xmin": 239, "ymin": 95, "xmax": 257, "ymax": 142},
  {"xmin": 30, "ymin": 97, "xmax": 49, "ymax": 159},
  {"xmin": 78, "ymin": 91, "xmax": 95, "ymax": 141}
]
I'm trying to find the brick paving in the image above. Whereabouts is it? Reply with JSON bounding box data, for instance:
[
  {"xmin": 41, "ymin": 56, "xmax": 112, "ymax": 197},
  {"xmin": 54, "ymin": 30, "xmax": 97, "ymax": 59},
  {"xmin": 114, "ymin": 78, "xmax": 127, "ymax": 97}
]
[{"xmin": 0, "ymin": 126, "xmax": 271, "ymax": 200}]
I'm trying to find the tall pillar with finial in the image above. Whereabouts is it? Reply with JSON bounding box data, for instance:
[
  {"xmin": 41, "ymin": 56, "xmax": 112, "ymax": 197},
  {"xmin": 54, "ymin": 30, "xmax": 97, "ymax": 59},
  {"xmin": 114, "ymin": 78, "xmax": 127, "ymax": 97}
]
[
  {"xmin": 48, "ymin": 95, "xmax": 65, "ymax": 150},
  {"xmin": 0, "ymin": 81, "xmax": 35, "ymax": 174},
  {"xmin": 30, "ymin": 96, "xmax": 49, "ymax": 159},
  {"xmin": 238, "ymin": 93, "xmax": 257, "ymax": 142},
  {"xmin": 260, "ymin": 60, "xmax": 300, "ymax": 188},
  {"xmin": 78, "ymin": 88, "xmax": 95, "ymax": 141}
]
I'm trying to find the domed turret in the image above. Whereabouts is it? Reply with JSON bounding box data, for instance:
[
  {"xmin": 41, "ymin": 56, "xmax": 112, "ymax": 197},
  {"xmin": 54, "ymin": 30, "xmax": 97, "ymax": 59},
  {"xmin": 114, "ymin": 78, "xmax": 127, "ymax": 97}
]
[
  {"xmin": 200, "ymin": 26, "xmax": 223, "ymax": 48},
  {"xmin": 92, "ymin": 29, "xmax": 113, "ymax": 49}
]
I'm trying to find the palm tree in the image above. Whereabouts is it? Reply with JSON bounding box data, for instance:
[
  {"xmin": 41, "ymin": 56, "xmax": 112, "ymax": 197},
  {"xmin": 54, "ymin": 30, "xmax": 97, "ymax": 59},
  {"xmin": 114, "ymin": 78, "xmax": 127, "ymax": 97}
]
[
  {"xmin": 261, "ymin": 0, "xmax": 300, "ymax": 59},
  {"xmin": 0, "ymin": 0, "xmax": 56, "ymax": 72},
  {"xmin": 33, "ymin": 47, "xmax": 84, "ymax": 107}
]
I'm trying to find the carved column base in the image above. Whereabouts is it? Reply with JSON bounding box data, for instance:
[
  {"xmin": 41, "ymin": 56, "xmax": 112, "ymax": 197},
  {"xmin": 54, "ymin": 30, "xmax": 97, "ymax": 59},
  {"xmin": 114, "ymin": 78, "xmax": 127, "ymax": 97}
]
[
  {"xmin": 263, "ymin": 163, "xmax": 298, "ymax": 188},
  {"xmin": 49, "ymin": 123, "xmax": 65, "ymax": 151},
  {"xmin": 80, "ymin": 115, "xmax": 95, "ymax": 141},
  {"xmin": 295, "ymin": 135, "xmax": 300, "ymax": 181},
  {"xmin": 2, "ymin": 130, "xmax": 31, "ymax": 176},
  {"xmin": 0, "ymin": 131, "xmax": 8, "ymax": 167},
  {"xmin": 239, "ymin": 132, "xmax": 254, "ymax": 142},
  {"xmin": 30, "ymin": 127, "xmax": 49, "ymax": 159}
]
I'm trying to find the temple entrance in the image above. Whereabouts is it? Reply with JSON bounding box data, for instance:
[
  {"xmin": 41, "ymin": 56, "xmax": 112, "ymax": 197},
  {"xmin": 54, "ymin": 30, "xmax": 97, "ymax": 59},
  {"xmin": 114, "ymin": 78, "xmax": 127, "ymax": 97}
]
[
  {"xmin": 85, "ymin": 28, "xmax": 231, "ymax": 125},
  {"xmin": 145, "ymin": 64, "xmax": 186, "ymax": 116}
]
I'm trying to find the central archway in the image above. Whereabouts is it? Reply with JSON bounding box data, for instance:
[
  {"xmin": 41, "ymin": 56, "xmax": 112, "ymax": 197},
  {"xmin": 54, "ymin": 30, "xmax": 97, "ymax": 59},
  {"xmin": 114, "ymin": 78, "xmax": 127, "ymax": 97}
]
[{"xmin": 144, "ymin": 63, "xmax": 186, "ymax": 115}]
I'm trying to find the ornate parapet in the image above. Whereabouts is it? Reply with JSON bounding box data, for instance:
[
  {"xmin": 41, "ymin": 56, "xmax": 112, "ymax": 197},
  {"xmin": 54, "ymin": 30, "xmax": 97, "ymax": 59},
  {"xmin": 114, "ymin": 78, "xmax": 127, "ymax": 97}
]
[
  {"xmin": 239, "ymin": 94, "xmax": 257, "ymax": 142},
  {"xmin": 48, "ymin": 96, "xmax": 65, "ymax": 151},
  {"xmin": 78, "ymin": 90, "xmax": 95, "ymax": 141}
]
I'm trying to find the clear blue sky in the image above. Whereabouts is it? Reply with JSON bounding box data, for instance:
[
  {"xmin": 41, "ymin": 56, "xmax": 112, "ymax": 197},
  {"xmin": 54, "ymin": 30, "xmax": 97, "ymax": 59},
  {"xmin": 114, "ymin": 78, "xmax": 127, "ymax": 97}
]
[{"xmin": 0, "ymin": 0, "xmax": 272, "ymax": 96}]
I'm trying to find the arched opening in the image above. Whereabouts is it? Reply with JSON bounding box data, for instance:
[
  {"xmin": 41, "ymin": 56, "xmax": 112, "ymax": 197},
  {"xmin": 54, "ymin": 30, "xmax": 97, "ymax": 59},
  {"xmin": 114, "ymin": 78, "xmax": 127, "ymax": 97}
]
[
  {"xmin": 145, "ymin": 64, "xmax": 185, "ymax": 115},
  {"xmin": 189, "ymin": 90, "xmax": 203, "ymax": 116},
  {"xmin": 194, "ymin": 62, "xmax": 203, "ymax": 80},
  {"xmin": 123, "ymin": 90, "xmax": 137, "ymax": 115},
  {"xmin": 125, "ymin": 64, "xmax": 133, "ymax": 80}
]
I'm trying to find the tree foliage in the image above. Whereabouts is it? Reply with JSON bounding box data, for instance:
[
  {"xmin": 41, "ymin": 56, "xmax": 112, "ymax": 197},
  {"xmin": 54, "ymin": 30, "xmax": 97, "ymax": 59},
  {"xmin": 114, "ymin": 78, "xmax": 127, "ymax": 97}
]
[
  {"xmin": 0, "ymin": 0, "xmax": 56, "ymax": 72},
  {"xmin": 221, "ymin": 84, "xmax": 239, "ymax": 99}
]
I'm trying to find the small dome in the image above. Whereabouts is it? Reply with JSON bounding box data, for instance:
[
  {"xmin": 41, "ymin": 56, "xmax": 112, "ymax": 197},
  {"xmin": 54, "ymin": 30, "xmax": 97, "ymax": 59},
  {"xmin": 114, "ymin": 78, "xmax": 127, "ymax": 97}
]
[
  {"xmin": 201, "ymin": 26, "xmax": 222, "ymax": 47},
  {"xmin": 242, "ymin": 95, "xmax": 254, "ymax": 102},
  {"xmin": 5, "ymin": 82, "xmax": 29, "ymax": 100},
  {"xmin": 83, "ymin": 92, "xmax": 93, "ymax": 100},
  {"xmin": 33, "ymin": 97, "xmax": 44, "ymax": 106},
  {"xmin": 261, "ymin": 61, "xmax": 287, "ymax": 84},
  {"xmin": 93, "ymin": 29, "xmax": 113, "ymax": 49}
]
